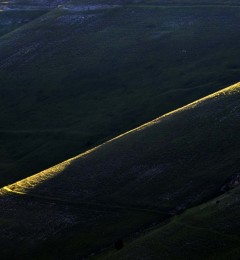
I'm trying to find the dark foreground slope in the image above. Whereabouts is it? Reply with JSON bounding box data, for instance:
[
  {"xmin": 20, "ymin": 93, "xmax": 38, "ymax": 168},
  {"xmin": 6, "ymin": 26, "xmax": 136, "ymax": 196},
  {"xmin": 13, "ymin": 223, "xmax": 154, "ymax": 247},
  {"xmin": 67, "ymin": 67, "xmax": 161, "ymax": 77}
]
[
  {"xmin": 99, "ymin": 185, "xmax": 240, "ymax": 260},
  {"xmin": 1, "ymin": 82, "xmax": 240, "ymax": 259},
  {"xmin": 2, "ymin": 2, "xmax": 240, "ymax": 185}
]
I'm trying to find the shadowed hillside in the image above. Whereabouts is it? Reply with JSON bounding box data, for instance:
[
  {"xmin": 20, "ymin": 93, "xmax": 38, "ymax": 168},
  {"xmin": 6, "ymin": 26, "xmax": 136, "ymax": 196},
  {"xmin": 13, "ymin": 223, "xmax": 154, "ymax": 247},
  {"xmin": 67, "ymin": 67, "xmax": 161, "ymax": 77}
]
[
  {"xmin": 1, "ymin": 2, "xmax": 240, "ymax": 186},
  {"xmin": 1, "ymin": 83, "xmax": 240, "ymax": 259},
  {"xmin": 99, "ymin": 184, "xmax": 240, "ymax": 260}
]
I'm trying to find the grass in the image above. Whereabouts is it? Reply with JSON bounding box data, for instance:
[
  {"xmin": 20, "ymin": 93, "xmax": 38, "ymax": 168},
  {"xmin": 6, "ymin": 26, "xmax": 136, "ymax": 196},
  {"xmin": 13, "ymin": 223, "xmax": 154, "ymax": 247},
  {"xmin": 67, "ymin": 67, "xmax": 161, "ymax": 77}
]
[
  {"xmin": 1, "ymin": 3, "xmax": 240, "ymax": 185},
  {"xmin": 98, "ymin": 186, "xmax": 240, "ymax": 259},
  {"xmin": 0, "ymin": 189, "xmax": 166, "ymax": 259},
  {"xmin": 0, "ymin": 10, "xmax": 47, "ymax": 36},
  {"xmin": 8, "ymin": 83, "xmax": 240, "ymax": 210},
  {"xmin": 2, "ymin": 2, "xmax": 240, "ymax": 257},
  {"xmin": 0, "ymin": 83, "xmax": 240, "ymax": 258}
]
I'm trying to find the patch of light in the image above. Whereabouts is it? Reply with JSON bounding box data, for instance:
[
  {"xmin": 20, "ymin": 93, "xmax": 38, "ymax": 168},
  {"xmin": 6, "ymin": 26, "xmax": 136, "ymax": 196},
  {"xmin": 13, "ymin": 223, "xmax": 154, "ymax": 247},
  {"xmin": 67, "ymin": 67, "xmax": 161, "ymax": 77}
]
[{"xmin": 3, "ymin": 82, "xmax": 240, "ymax": 194}]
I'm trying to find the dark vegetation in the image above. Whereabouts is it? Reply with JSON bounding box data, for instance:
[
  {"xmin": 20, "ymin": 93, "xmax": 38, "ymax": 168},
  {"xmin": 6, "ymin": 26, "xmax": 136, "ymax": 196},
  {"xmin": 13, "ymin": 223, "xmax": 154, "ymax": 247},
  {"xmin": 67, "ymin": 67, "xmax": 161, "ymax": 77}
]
[
  {"xmin": 0, "ymin": 83, "xmax": 240, "ymax": 258},
  {"xmin": 100, "ymin": 185, "xmax": 240, "ymax": 259},
  {"xmin": 0, "ymin": 10, "xmax": 47, "ymax": 36},
  {"xmin": 1, "ymin": 1, "xmax": 240, "ymax": 259},
  {"xmin": 114, "ymin": 239, "xmax": 124, "ymax": 250},
  {"xmin": 1, "ymin": 1, "xmax": 240, "ymax": 186}
]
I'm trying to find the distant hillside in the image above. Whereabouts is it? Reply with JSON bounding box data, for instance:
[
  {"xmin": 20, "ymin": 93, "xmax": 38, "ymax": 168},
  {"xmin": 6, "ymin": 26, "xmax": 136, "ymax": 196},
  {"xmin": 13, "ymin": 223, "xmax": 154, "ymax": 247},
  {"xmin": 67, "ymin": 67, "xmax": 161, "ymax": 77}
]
[
  {"xmin": 1, "ymin": 82, "xmax": 240, "ymax": 259},
  {"xmin": 1, "ymin": 2, "xmax": 240, "ymax": 186}
]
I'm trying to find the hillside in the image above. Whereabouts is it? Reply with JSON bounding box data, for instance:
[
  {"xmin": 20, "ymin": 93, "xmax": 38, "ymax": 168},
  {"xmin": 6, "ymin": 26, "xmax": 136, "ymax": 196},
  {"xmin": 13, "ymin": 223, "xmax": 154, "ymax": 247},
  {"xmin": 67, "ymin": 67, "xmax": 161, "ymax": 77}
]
[
  {"xmin": 1, "ymin": 82, "xmax": 240, "ymax": 259},
  {"xmin": 1, "ymin": 1, "xmax": 240, "ymax": 186},
  {"xmin": 99, "ymin": 184, "xmax": 240, "ymax": 259}
]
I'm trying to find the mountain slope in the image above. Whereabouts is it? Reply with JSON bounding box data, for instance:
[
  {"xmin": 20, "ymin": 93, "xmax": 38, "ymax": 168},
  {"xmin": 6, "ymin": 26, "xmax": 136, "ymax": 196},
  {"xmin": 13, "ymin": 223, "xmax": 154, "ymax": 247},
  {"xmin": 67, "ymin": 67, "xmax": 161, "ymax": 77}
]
[
  {"xmin": 8, "ymin": 83, "xmax": 240, "ymax": 210},
  {"xmin": 1, "ymin": 3, "xmax": 240, "ymax": 186},
  {"xmin": 99, "ymin": 184, "xmax": 240, "ymax": 260},
  {"xmin": 1, "ymin": 82, "xmax": 240, "ymax": 258}
]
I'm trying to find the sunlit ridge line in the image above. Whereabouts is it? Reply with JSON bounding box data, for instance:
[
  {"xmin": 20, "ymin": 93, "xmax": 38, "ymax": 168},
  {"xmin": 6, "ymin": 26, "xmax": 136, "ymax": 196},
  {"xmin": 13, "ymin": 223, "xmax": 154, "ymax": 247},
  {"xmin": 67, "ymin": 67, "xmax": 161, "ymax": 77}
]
[{"xmin": 4, "ymin": 82, "xmax": 240, "ymax": 187}]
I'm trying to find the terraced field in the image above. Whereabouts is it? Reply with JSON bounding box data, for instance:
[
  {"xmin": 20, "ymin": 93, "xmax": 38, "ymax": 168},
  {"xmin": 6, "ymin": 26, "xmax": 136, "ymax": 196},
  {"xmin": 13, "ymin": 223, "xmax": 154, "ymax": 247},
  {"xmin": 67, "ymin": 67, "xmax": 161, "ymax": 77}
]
[
  {"xmin": 1, "ymin": 1, "xmax": 240, "ymax": 186},
  {"xmin": 1, "ymin": 83, "xmax": 240, "ymax": 259}
]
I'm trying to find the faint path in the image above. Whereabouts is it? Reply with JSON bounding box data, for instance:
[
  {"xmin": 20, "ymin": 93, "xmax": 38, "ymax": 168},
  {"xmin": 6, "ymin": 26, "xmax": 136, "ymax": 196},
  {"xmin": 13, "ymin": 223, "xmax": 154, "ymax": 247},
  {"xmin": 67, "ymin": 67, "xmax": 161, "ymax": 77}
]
[{"xmin": 2, "ymin": 186, "xmax": 167, "ymax": 215}]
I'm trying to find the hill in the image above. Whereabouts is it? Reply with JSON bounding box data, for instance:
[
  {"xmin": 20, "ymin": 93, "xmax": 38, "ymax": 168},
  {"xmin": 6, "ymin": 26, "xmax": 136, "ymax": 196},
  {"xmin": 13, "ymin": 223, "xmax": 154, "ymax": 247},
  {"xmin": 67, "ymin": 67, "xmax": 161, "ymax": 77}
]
[
  {"xmin": 1, "ymin": 1, "xmax": 240, "ymax": 185},
  {"xmin": 1, "ymin": 82, "xmax": 240, "ymax": 259},
  {"xmin": 99, "ymin": 184, "xmax": 240, "ymax": 260}
]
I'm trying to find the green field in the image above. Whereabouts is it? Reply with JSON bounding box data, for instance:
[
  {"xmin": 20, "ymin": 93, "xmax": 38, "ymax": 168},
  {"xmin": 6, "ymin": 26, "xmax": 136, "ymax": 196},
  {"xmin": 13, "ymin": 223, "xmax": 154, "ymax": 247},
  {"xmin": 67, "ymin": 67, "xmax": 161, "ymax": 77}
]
[
  {"xmin": 1, "ymin": 1, "xmax": 240, "ymax": 186},
  {"xmin": 0, "ymin": 83, "xmax": 240, "ymax": 258}
]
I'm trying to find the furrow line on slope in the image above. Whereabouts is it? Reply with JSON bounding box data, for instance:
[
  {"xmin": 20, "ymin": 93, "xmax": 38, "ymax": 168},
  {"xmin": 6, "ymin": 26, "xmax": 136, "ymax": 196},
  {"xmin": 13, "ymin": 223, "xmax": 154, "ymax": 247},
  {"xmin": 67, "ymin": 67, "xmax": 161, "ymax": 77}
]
[
  {"xmin": 0, "ymin": 7, "xmax": 57, "ymax": 41},
  {"xmin": 2, "ymin": 186, "xmax": 167, "ymax": 215}
]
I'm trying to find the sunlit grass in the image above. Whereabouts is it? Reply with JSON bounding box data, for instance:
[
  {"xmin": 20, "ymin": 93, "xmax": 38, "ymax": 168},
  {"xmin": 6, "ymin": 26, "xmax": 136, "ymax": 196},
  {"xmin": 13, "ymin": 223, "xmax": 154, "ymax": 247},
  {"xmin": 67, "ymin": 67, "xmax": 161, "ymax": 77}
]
[
  {"xmin": 1, "ymin": 3, "xmax": 240, "ymax": 188},
  {"xmin": 1, "ymin": 81, "xmax": 240, "ymax": 259},
  {"xmin": 5, "ymin": 82, "xmax": 240, "ymax": 195}
]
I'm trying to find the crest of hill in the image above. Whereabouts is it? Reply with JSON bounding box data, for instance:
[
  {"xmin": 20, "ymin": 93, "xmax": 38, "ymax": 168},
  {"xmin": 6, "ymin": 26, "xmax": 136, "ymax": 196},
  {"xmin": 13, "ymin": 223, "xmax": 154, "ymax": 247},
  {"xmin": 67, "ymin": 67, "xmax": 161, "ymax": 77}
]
[
  {"xmin": 5, "ymin": 82, "xmax": 240, "ymax": 213},
  {"xmin": 1, "ymin": 82, "xmax": 240, "ymax": 259}
]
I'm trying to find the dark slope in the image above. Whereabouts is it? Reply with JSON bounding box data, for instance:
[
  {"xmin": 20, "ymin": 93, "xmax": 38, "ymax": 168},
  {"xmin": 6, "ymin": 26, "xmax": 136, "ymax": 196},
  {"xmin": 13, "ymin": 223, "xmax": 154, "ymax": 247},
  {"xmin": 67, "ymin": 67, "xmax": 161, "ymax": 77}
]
[
  {"xmin": 1, "ymin": 3, "xmax": 240, "ymax": 185},
  {"xmin": 99, "ymin": 185, "xmax": 240, "ymax": 260},
  {"xmin": 0, "ymin": 83, "xmax": 240, "ymax": 258},
  {"xmin": 8, "ymin": 83, "xmax": 240, "ymax": 211}
]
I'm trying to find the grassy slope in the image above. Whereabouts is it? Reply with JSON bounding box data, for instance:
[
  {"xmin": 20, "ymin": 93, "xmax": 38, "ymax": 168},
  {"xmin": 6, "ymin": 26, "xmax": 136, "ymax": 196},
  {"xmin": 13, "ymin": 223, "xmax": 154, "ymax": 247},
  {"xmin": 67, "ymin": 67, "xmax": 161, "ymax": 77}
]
[
  {"xmin": 74, "ymin": 0, "xmax": 240, "ymax": 5},
  {"xmin": 8, "ymin": 83, "xmax": 240, "ymax": 210},
  {"xmin": 0, "ymin": 10, "xmax": 48, "ymax": 36},
  {"xmin": 99, "ymin": 186, "xmax": 240, "ymax": 260},
  {"xmin": 0, "ymin": 189, "xmax": 164, "ymax": 259},
  {"xmin": 0, "ymin": 83, "xmax": 240, "ymax": 258},
  {"xmin": 140, "ymin": 0, "xmax": 240, "ymax": 5},
  {"xmin": 0, "ymin": 0, "xmax": 64, "ymax": 37},
  {"xmin": 1, "ymin": 3, "xmax": 240, "ymax": 185}
]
